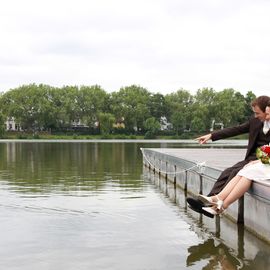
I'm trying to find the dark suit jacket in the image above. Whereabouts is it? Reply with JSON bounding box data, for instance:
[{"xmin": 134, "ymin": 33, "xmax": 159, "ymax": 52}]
[
  {"xmin": 207, "ymin": 117, "xmax": 264, "ymax": 195},
  {"xmin": 211, "ymin": 117, "xmax": 263, "ymax": 159}
]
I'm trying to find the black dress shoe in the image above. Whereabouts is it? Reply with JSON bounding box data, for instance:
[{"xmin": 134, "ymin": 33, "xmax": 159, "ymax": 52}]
[
  {"xmin": 187, "ymin": 197, "xmax": 205, "ymax": 212},
  {"xmin": 187, "ymin": 197, "xmax": 214, "ymax": 218}
]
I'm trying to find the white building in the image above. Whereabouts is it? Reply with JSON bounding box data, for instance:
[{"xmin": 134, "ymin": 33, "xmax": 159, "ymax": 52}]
[
  {"xmin": 71, "ymin": 119, "xmax": 89, "ymax": 128},
  {"xmin": 5, "ymin": 117, "xmax": 21, "ymax": 131},
  {"xmin": 160, "ymin": 116, "xmax": 173, "ymax": 130}
]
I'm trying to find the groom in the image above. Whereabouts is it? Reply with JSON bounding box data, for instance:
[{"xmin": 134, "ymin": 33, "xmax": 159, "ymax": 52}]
[{"xmin": 187, "ymin": 95, "xmax": 270, "ymax": 217}]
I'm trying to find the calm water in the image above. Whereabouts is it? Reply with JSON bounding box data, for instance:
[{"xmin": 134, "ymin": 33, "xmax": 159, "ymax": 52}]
[{"xmin": 0, "ymin": 141, "xmax": 269, "ymax": 270}]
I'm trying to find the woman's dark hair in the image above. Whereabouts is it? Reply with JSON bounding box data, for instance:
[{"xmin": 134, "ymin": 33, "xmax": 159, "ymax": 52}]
[{"xmin": 251, "ymin": 96, "xmax": 270, "ymax": 112}]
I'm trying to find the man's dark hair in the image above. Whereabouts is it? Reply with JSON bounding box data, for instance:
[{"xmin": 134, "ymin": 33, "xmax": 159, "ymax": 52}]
[{"xmin": 251, "ymin": 96, "xmax": 270, "ymax": 112}]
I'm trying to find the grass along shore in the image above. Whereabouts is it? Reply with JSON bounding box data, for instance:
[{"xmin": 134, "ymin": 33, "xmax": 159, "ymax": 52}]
[{"xmin": 0, "ymin": 131, "xmax": 249, "ymax": 140}]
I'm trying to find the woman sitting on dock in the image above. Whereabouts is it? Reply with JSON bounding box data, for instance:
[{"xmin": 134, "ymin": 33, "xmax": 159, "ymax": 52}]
[{"xmin": 200, "ymin": 105, "xmax": 270, "ymax": 216}]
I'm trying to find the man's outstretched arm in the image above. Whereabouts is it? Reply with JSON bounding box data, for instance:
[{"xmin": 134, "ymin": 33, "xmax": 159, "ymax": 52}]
[{"xmin": 195, "ymin": 133, "xmax": 212, "ymax": 144}]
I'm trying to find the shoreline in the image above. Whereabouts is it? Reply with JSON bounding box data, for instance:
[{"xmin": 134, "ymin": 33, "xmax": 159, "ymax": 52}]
[{"xmin": 0, "ymin": 139, "xmax": 248, "ymax": 145}]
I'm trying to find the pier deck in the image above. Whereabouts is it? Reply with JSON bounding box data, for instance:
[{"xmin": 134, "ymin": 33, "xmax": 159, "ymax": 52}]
[{"xmin": 144, "ymin": 148, "xmax": 246, "ymax": 170}]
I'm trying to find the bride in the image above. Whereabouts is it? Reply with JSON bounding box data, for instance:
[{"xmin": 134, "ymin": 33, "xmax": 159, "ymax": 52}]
[{"xmin": 200, "ymin": 105, "xmax": 270, "ymax": 215}]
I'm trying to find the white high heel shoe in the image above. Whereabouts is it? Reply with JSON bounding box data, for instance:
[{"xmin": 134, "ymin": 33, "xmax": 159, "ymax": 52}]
[
  {"xmin": 198, "ymin": 194, "xmax": 223, "ymax": 207},
  {"xmin": 202, "ymin": 198, "xmax": 225, "ymax": 216},
  {"xmin": 197, "ymin": 194, "xmax": 215, "ymax": 205},
  {"xmin": 215, "ymin": 196, "xmax": 224, "ymax": 211},
  {"xmin": 202, "ymin": 205, "xmax": 226, "ymax": 216},
  {"xmin": 202, "ymin": 206, "xmax": 219, "ymax": 215}
]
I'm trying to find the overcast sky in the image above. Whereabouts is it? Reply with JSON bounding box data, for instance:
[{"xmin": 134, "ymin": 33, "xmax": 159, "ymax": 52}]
[{"xmin": 1, "ymin": 0, "xmax": 270, "ymax": 96}]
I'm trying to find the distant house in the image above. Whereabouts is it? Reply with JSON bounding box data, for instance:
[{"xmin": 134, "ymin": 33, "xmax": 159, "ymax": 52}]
[
  {"xmin": 71, "ymin": 119, "xmax": 89, "ymax": 128},
  {"xmin": 160, "ymin": 116, "xmax": 173, "ymax": 131},
  {"xmin": 5, "ymin": 117, "xmax": 21, "ymax": 131},
  {"xmin": 210, "ymin": 119, "xmax": 224, "ymax": 132},
  {"xmin": 113, "ymin": 117, "xmax": 125, "ymax": 129}
]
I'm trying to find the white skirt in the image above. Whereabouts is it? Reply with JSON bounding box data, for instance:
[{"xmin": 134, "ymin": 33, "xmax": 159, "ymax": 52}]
[{"xmin": 237, "ymin": 162, "xmax": 270, "ymax": 181}]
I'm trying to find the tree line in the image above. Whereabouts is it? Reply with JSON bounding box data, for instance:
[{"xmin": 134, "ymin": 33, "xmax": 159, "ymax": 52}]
[{"xmin": 0, "ymin": 84, "xmax": 256, "ymax": 137}]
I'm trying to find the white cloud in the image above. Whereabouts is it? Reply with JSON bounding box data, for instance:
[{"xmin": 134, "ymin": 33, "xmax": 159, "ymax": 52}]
[{"xmin": 1, "ymin": 0, "xmax": 270, "ymax": 96}]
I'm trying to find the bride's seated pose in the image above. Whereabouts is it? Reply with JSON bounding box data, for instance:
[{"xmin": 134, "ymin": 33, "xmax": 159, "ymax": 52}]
[{"xmin": 199, "ymin": 105, "xmax": 270, "ymax": 216}]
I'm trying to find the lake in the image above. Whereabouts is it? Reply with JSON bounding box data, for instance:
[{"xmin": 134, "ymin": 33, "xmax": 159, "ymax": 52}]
[{"xmin": 0, "ymin": 141, "xmax": 269, "ymax": 270}]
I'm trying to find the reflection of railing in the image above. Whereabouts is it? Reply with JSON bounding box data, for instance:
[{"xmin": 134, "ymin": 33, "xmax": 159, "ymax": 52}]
[{"xmin": 186, "ymin": 238, "xmax": 244, "ymax": 269}]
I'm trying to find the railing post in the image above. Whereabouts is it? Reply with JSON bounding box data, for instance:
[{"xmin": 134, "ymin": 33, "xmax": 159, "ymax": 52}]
[
  {"xmin": 238, "ymin": 197, "xmax": 244, "ymax": 224},
  {"xmin": 174, "ymin": 165, "xmax": 176, "ymax": 189},
  {"xmin": 199, "ymin": 174, "xmax": 203, "ymax": 194}
]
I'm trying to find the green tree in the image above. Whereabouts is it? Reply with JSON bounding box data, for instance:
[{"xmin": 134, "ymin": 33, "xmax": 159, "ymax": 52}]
[
  {"xmin": 56, "ymin": 85, "xmax": 81, "ymax": 129},
  {"xmin": 110, "ymin": 85, "xmax": 151, "ymax": 133},
  {"xmin": 171, "ymin": 111, "xmax": 186, "ymax": 135},
  {"xmin": 0, "ymin": 83, "xmax": 258, "ymax": 137},
  {"xmin": 244, "ymin": 91, "xmax": 256, "ymax": 121},
  {"xmin": 213, "ymin": 89, "xmax": 246, "ymax": 127},
  {"xmin": 165, "ymin": 89, "xmax": 193, "ymax": 132},
  {"xmin": 192, "ymin": 88, "xmax": 217, "ymax": 132},
  {"xmin": 0, "ymin": 112, "xmax": 6, "ymax": 138},
  {"xmin": 34, "ymin": 84, "xmax": 61, "ymax": 130},
  {"xmin": 0, "ymin": 84, "xmax": 48, "ymax": 131},
  {"xmin": 98, "ymin": 113, "xmax": 115, "ymax": 135},
  {"xmin": 191, "ymin": 116, "xmax": 206, "ymax": 133},
  {"xmin": 148, "ymin": 93, "xmax": 168, "ymax": 120},
  {"xmin": 78, "ymin": 85, "xmax": 109, "ymax": 129},
  {"xmin": 144, "ymin": 117, "xmax": 160, "ymax": 138}
]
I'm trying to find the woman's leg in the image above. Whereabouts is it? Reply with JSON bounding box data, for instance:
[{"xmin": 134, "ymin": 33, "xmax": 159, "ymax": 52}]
[
  {"xmin": 222, "ymin": 176, "xmax": 252, "ymax": 209},
  {"xmin": 210, "ymin": 175, "xmax": 242, "ymax": 202}
]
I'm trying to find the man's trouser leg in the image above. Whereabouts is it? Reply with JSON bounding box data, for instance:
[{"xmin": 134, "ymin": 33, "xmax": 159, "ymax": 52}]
[{"xmin": 207, "ymin": 159, "xmax": 250, "ymax": 196}]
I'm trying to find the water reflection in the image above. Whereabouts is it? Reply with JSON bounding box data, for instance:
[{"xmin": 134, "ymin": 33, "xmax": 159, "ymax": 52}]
[
  {"xmin": 1, "ymin": 141, "xmax": 204, "ymax": 270},
  {"xmin": 0, "ymin": 142, "xmax": 145, "ymax": 195},
  {"xmin": 246, "ymin": 251, "xmax": 270, "ymax": 270},
  {"xmin": 187, "ymin": 239, "xmax": 243, "ymax": 269},
  {"xmin": 1, "ymin": 141, "xmax": 270, "ymax": 270}
]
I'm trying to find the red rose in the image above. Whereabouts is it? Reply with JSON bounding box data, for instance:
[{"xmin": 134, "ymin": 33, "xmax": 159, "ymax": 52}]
[{"xmin": 261, "ymin": 145, "xmax": 270, "ymax": 155}]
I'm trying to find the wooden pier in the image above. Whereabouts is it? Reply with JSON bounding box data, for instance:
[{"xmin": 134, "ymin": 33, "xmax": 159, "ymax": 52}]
[{"xmin": 141, "ymin": 148, "xmax": 270, "ymax": 243}]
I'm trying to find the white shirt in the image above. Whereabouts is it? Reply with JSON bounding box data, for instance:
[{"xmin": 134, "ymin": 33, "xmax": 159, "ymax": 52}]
[{"xmin": 263, "ymin": 120, "xmax": 270, "ymax": 134}]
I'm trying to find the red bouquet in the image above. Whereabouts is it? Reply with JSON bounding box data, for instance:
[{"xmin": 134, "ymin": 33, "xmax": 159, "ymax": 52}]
[{"xmin": 256, "ymin": 145, "xmax": 270, "ymax": 164}]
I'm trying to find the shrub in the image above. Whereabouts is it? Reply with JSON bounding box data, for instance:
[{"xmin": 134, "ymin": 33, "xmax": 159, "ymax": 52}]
[{"xmin": 144, "ymin": 131, "xmax": 156, "ymax": 139}]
